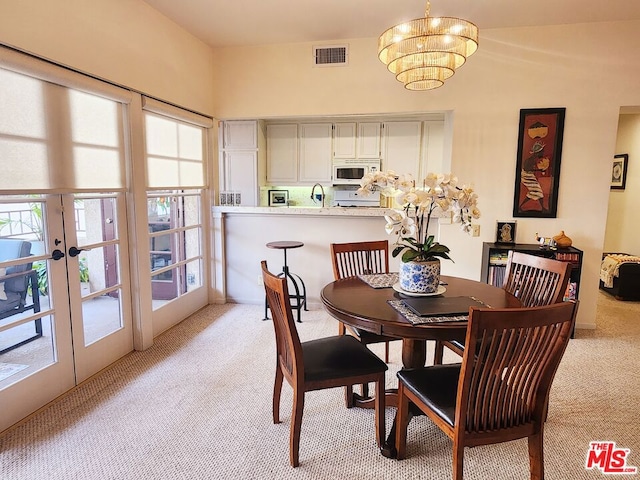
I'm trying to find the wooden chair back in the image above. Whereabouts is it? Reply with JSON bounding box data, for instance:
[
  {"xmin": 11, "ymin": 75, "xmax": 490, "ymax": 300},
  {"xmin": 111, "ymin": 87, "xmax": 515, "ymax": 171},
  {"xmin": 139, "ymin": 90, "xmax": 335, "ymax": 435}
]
[
  {"xmin": 433, "ymin": 250, "xmax": 573, "ymax": 364},
  {"xmin": 502, "ymin": 251, "xmax": 571, "ymax": 307},
  {"xmin": 397, "ymin": 301, "xmax": 579, "ymax": 478},
  {"xmin": 459, "ymin": 302, "xmax": 577, "ymax": 441},
  {"xmin": 262, "ymin": 260, "xmax": 387, "ymax": 467},
  {"xmin": 330, "ymin": 240, "xmax": 389, "ymax": 280},
  {"xmin": 261, "ymin": 260, "xmax": 303, "ymax": 387}
]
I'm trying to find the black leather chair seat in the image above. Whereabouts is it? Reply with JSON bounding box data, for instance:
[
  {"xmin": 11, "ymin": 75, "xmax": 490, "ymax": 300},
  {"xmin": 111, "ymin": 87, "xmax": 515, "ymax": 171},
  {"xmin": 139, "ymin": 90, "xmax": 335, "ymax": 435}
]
[
  {"xmin": 396, "ymin": 364, "xmax": 461, "ymax": 427},
  {"xmin": 302, "ymin": 335, "xmax": 388, "ymax": 383}
]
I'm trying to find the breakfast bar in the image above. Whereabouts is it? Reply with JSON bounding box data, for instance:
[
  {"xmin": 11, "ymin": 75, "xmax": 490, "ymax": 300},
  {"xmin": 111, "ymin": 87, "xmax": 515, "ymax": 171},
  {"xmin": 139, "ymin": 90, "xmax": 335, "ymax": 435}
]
[{"xmin": 212, "ymin": 206, "xmax": 408, "ymax": 306}]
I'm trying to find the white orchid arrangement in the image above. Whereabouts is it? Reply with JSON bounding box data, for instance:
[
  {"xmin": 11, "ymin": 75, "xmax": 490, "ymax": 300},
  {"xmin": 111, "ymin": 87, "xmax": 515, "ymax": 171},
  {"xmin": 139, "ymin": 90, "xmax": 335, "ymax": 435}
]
[{"xmin": 357, "ymin": 170, "xmax": 481, "ymax": 263}]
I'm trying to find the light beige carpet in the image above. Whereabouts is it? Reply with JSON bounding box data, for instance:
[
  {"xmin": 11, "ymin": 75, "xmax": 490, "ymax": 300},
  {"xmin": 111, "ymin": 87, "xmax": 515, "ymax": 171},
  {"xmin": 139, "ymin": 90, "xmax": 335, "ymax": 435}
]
[{"xmin": 0, "ymin": 291, "xmax": 639, "ymax": 479}]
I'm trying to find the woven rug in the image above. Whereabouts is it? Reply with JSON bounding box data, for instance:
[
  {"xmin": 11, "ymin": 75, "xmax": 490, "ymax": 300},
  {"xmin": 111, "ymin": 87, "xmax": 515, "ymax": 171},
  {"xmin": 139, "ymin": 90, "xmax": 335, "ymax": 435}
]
[{"xmin": 0, "ymin": 293, "xmax": 639, "ymax": 479}]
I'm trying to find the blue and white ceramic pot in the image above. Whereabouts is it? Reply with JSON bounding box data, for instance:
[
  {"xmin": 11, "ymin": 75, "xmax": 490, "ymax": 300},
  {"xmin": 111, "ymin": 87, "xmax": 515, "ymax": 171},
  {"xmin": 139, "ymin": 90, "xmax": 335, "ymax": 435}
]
[{"xmin": 399, "ymin": 259, "xmax": 440, "ymax": 293}]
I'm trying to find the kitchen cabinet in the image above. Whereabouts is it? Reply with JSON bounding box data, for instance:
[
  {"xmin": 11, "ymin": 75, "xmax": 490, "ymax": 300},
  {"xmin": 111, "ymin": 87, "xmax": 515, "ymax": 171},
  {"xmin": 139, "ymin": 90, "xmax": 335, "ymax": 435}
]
[
  {"xmin": 266, "ymin": 117, "xmax": 444, "ymax": 185},
  {"xmin": 333, "ymin": 123, "xmax": 356, "ymax": 158},
  {"xmin": 358, "ymin": 122, "xmax": 382, "ymax": 158},
  {"xmin": 382, "ymin": 121, "xmax": 422, "ymax": 178},
  {"xmin": 333, "ymin": 122, "xmax": 381, "ymax": 159},
  {"xmin": 221, "ymin": 150, "xmax": 258, "ymax": 206},
  {"xmin": 266, "ymin": 124, "xmax": 298, "ymax": 184},
  {"xmin": 422, "ymin": 120, "xmax": 445, "ymax": 174},
  {"xmin": 222, "ymin": 120, "xmax": 257, "ymax": 149},
  {"xmin": 298, "ymin": 123, "xmax": 332, "ymax": 183},
  {"xmin": 267, "ymin": 123, "xmax": 331, "ymax": 184},
  {"xmin": 218, "ymin": 120, "xmax": 259, "ymax": 206}
]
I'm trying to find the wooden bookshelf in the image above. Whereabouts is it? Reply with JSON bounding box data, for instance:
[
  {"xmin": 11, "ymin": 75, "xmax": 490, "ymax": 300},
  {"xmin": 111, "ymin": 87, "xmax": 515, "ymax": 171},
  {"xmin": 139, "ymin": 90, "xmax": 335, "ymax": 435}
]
[{"xmin": 481, "ymin": 242, "xmax": 583, "ymax": 301}]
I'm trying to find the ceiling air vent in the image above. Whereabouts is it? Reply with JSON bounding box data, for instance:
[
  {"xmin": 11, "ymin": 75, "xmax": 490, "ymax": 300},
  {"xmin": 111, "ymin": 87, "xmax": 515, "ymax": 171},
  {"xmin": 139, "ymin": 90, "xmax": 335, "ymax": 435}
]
[{"xmin": 313, "ymin": 45, "xmax": 348, "ymax": 67}]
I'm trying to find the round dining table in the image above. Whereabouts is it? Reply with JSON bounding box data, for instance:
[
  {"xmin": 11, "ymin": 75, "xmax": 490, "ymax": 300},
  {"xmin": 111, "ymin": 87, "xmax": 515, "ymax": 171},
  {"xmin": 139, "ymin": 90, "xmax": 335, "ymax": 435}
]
[
  {"xmin": 321, "ymin": 274, "xmax": 522, "ymax": 458},
  {"xmin": 321, "ymin": 274, "xmax": 521, "ymax": 369}
]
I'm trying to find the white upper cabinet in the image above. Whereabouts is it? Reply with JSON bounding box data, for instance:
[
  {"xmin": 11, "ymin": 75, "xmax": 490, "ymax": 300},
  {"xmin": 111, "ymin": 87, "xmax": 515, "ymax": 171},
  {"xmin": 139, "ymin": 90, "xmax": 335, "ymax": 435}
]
[
  {"xmin": 218, "ymin": 120, "xmax": 260, "ymax": 206},
  {"xmin": 264, "ymin": 117, "xmax": 444, "ymax": 187},
  {"xmin": 382, "ymin": 121, "xmax": 423, "ymax": 179},
  {"xmin": 299, "ymin": 123, "xmax": 333, "ymax": 183},
  {"xmin": 358, "ymin": 122, "xmax": 381, "ymax": 158},
  {"xmin": 333, "ymin": 123, "xmax": 357, "ymax": 158},
  {"xmin": 422, "ymin": 120, "xmax": 445, "ymax": 174},
  {"xmin": 267, "ymin": 124, "xmax": 298, "ymax": 184},
  {"xmin": 267, "ymin": 123, "xmax": 332, "ymax": 184},
  {"xmin": 333, "ymin": 122, "xmax": 381, "ymax": 159},
  {"xmin": 222, "ymin": 120, "xmax": 258, "ymax": 150}
]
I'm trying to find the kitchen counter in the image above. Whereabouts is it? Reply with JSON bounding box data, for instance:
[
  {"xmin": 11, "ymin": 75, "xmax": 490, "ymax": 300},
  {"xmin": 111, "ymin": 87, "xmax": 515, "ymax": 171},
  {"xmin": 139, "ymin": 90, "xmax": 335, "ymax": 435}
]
[
  {"xmin": 212, "ymin": 206, "xmax": 390, "ymax": 217},
  {"xmin": 211, "ymin": 205, "xmax": 399, "ymax": 306}
]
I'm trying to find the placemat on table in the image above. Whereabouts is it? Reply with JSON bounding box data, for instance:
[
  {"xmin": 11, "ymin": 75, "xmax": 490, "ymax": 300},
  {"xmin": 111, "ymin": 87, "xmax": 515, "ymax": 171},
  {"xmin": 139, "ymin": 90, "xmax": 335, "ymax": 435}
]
[
  {"xmin": 357, "ymin": 273, "xmax": 398, "ymax": 288},
  {"xmin": 387, "ymin": 300, "xmax": 468, "ymax": 324}
]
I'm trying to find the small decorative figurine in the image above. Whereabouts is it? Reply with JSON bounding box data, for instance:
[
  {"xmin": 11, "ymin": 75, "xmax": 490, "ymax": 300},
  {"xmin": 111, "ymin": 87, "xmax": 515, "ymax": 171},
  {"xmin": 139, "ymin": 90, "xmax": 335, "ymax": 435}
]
[{"xmin": 535, "ymin": 232, "xmax": 556, "ymax": 249}]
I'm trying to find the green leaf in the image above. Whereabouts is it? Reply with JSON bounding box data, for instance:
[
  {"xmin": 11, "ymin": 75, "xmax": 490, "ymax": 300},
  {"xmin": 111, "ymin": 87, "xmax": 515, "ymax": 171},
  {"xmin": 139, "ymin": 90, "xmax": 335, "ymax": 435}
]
[
  {"xmin": 402, "ymin": 249, "xmax": 420, "ymax": 262},
  {"xmin": 424, "ymin": 235, "xmax": 435, "ymax": 249}
]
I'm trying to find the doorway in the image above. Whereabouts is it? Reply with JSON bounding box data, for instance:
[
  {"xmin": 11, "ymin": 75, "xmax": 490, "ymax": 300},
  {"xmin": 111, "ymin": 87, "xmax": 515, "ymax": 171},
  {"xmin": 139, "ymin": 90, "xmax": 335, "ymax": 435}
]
[{"xmin": 0, "ymin": 193, "xmax": 133, "ymax": 432}]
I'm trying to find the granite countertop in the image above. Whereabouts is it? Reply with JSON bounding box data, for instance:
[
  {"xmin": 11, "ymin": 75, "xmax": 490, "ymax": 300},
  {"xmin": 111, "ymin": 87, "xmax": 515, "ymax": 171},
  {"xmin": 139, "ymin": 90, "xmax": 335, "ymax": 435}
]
[{"xmin": 212, "ymin": 206, "xmax": 390, "ymax": 217}]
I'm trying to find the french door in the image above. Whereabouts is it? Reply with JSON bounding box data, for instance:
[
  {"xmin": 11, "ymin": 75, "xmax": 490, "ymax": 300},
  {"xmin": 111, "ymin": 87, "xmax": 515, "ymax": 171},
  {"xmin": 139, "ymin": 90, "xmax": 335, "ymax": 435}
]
[{"xmin": 0, "ymin": 192, "xmax": 133, "ymax": 432}]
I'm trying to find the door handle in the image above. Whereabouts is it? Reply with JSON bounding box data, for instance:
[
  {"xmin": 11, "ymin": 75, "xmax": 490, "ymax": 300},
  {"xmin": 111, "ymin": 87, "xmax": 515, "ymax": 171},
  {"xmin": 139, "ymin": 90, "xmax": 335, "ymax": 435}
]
[
  {"xmin": 51, "ymin": 249, "xmax": 65, "ymax": 261},
  {"xmin": 68, "ymin": 246, "xmax": 86, "ymax": 258}
]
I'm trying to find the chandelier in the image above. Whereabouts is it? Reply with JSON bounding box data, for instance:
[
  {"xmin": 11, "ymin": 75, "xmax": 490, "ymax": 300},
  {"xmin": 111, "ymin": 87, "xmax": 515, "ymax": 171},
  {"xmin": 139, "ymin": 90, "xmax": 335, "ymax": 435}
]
[{"xmin": 378, "ymin": 0, "xmax": 478, "ymax": 91}]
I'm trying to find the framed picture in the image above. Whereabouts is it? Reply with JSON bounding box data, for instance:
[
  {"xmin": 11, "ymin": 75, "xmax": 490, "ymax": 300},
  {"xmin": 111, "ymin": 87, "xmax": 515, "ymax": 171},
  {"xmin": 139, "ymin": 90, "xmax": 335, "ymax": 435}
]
[
  {"xmin": 495, "ymin": 221, "xmax": 517, "ymax": 244},
  {"xmin": 611, "ymin": 154, "xmax": 628, "ymax": 190},
  {"xmin": 268, "ymin": 189, "xmax": 289, "ymax": 206},
  {"xmin": 513, "ymin": 107, "xmax": 566, "ymax": 218}
]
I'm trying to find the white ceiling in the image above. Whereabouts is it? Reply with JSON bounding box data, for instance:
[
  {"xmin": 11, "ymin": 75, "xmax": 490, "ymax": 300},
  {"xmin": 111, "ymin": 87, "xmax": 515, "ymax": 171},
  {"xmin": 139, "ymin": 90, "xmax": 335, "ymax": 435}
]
[{"xmin": 142, "ymin": 0, "xmax": 640, "ymax": 48}]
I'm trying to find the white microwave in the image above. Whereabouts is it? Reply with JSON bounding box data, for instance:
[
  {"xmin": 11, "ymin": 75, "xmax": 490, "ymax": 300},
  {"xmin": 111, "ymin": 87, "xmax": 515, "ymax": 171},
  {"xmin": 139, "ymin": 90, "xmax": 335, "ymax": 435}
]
[{"xmin": 332, "ymin": 160, "xmax": 381, "ymax": 185}]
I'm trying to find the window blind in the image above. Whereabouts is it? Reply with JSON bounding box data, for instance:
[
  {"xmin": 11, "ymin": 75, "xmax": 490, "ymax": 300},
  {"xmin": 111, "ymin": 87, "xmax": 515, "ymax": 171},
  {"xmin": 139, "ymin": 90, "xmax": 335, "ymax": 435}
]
[
  {"xmin": 142, "ymin": 98, "xmax": 209, "ymax": 189},
  {"xmin": 0, "ymin": 46, "xmax": 129, "ymax": 193}
]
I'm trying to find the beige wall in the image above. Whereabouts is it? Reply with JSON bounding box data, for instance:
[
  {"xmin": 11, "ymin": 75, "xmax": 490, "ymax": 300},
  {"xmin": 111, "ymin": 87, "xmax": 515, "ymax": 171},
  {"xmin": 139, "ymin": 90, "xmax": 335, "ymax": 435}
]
[
  {"xmin": 2, "ymin": 0, "xmax": 640, "ymax": 328},
  {"xmin": 0, "ymin": 0, "xmax": 216, "ymax": 115},
  {"xmin": 212, "ymin": 21, "xmax": 640, "ymax": 329},
  {"xmin": 605, "ymin": 114, "xmax": 640, "ymax": 254}
]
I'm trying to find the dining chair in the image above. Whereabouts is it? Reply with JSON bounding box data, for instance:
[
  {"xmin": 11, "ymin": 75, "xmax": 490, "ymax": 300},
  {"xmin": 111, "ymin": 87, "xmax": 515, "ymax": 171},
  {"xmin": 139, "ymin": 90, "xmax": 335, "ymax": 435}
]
[
  {"xmin": 330, "ymin": 240, "xmax": 395, "ymax": 363},
  {"xmin": 331, "ymin": 240, "xmax": 398, "ymax": 404},
  {"xmin": 396, "ymin": 300, "xmax": 579, "ymax": 479},
  {"xmin": 433, "ymin": 251, "xmax": 572, "ymax": 364},
  {"xmin": 261, "ymin": 260, "xmax": 387, "ymax": 467}
]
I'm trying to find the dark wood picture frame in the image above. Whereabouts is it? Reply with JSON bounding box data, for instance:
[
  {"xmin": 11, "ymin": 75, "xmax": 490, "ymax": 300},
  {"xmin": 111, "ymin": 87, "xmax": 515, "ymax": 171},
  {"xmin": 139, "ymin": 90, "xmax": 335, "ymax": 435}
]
[
  {"xmin": 495, "ymin": 221, "xmax": 517, "ymax": 244},
  {"xmin": 268, "ymin": 189, "xmax": 289, "ymax": 206},
  {"xmin": 513, "ymin": 107, "xmax": 566, "ymax": 218},
  {"xmin": 611, "ymin": 154, "xmax": 628, "ymax": 190}
]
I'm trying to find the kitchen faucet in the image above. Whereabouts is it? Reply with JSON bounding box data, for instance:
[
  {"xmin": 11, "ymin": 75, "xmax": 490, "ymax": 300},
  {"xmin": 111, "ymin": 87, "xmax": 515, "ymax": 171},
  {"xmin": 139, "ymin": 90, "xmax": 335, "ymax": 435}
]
[{"xmin": 310, "ymin": 183, "xmax": 325, "ymax": 208}]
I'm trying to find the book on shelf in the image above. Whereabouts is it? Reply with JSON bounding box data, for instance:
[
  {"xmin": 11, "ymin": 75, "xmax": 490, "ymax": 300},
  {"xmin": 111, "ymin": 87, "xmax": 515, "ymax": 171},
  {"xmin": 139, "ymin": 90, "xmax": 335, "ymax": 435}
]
[
  {"xmin": 488, "ymin": 265, "xmax": 506, "ymax": 287},
  {"xmin": 555, "ymin": 252, "xmax": 581, "ymax": 262},
  {"xmin": 489, "ymin": 252, "xmax": 509, "ymax": 265}
]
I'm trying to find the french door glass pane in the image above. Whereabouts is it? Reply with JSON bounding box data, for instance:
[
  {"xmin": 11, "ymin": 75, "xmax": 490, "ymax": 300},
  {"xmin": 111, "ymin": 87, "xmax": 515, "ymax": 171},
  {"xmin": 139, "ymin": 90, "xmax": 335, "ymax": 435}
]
[
  {"xmin": 71, "ymin": 195, "xmax": 124, "ymax": 346},
  {"xmin": 0, "ymin": 314, "xmax": 55, "ymax": 389},
  {"xmin": 81, "ymin": 290, "xmax": 122, "ymax": 346},
  {"xmin": 147, "ymin": 190, "xmax": 203, "ymax": 309},
  {"xmin": 183, "ymin": 259, "xmax": 202, "ymax": 294}
]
